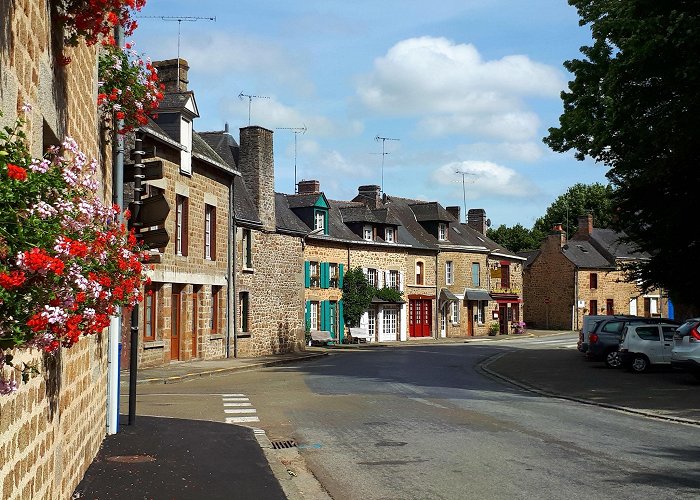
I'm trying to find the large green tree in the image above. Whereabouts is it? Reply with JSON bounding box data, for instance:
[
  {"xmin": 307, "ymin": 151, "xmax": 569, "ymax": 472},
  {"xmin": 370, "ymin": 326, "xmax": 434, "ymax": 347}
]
[
  {"xmin": 341, "ymin": 267, "xmax": 374, "ymax": 327},
  {"xmin": 486, "ymin": 224, "xmax": 544, "ymax": 253},
  {"xmin": 533, "ymin": 183, "xmax": 614, "ymax": 239},
  {"xmin": 544, "ymin": 2, "xmax": 700, "ymax": 309}
]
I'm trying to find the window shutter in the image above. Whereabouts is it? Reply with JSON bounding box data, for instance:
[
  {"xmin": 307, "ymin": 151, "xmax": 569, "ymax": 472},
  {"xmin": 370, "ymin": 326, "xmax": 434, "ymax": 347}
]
[
  {"xmin": 399, "ymin": 271, "xmax": 404, "ymax": 292},
  {"xmin": 338, "ymin": 300, "xmax": 344, "ymax": 342},
  {"xmin": 182, "ymin": 197, "xmax": 189, "ymax": 256},
  {"xmin": 338, "ymin": 264, "xmax": 344, "ymax": 288},
  {"xmin": 305, "ymin": 300, "xmax": 311, "ymax": 331},
  {"xmin": 320, "ymin": 300, "xmax": 328, "ymax": 330},
  {"xmin": 321, "ymin": 262, "xmax": 329, "ymax": 289},
  {"xmin": 304, "ymin": 261, "xmax": 310, "ymax": 288},
  {"xmin": 211, "ymin": 206, "xmax": 217, "ymax": 261}
]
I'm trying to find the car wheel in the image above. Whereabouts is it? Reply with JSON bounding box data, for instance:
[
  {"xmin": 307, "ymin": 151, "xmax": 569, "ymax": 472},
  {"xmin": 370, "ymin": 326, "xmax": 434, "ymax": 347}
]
[
  {"xmin": 630, "ymin": 355, "xmax": 649, "ymax": 373},
  {"xmin": 605, "ymin": 350, "xmax": 622, "ymax": 368}
]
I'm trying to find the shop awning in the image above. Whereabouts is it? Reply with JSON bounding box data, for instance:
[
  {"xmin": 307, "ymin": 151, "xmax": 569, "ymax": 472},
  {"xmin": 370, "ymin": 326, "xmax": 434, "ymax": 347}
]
[
  {"xmin": 464, "ymin": 288, "xmax": 493, "ymax": 301},
  {"xmin": 439, "ymin": 288, "xmax": 459, "ymax": 303}
]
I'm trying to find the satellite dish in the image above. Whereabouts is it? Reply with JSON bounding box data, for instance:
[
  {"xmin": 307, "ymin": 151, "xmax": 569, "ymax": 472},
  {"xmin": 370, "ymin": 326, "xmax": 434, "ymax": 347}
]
[{"xmin": 486, "ymin": 218, "xmax": 491, "ymax": 228}]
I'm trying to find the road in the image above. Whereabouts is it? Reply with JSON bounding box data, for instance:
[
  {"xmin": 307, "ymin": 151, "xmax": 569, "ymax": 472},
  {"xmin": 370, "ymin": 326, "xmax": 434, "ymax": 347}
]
[{"xmin": 131, "ymin": 334, "xmax": 700, "ymax": 499}]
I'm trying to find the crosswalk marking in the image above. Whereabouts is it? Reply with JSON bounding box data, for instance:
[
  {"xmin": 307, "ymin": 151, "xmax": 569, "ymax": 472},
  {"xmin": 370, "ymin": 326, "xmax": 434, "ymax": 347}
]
[
  {"xmin": 224, "ymin": 408, "xmax": 257, "ymax": 414},
  {"xmin": 222, "ymin": 397, "xmax": 250, "ymax": 402},
  {"xmin": 226, "ymin": 416, "xmax": 260, "ymax": 423},
  {"xmin": 221, "ymin": 393, "xmax": 260, "ymax": 425},
  {"xmin": 224, "ymin": 402, "xmax": 253, "ymax": 407},
  {"xmin": 222, "ymin": 394, "xmax": 246, "ymax": 397}
]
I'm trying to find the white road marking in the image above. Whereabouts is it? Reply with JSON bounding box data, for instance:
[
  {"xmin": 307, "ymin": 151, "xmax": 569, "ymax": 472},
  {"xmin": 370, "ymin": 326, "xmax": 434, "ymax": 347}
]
[
  {"xmin": 224, "ymin": 408, "xmax": 257, "ymax": 414},
  {"xmin": 222, "ymin": 393, "xmax": 260, "ymax": 424},
  {"xmin": 222, "ymin": 394, "xmax": 246, "ymax": 397},
  {"xmin": 222, "ymin": 397, "xmax": 250, "ymax": 402},
  {"xmin": 224, "ymin": 402, "xmax": 253, "ymax": 407},
  {"xmin": 226, "ymin": 416, "xmax": 260, "ymax": 423}
]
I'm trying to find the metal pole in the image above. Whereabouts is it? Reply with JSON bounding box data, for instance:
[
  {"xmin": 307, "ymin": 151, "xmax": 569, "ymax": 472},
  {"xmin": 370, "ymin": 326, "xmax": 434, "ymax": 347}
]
[{"xmin": 128, "ymin": 134, "xmax": 145, "ymax": 425}]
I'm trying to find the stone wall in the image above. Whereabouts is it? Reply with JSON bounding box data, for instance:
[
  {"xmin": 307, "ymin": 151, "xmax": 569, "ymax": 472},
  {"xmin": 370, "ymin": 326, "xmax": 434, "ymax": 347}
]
[{"xmin": 1, "ymin": 3, "xmax": 109, "ymax": 499}]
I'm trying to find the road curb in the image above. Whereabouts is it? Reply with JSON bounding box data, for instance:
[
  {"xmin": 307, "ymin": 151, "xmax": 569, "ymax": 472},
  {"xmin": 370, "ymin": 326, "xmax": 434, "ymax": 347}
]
[
  {"xmin": 479, "ymin": 351, "xmax": 700, "ymax": 427},
  {"xmin": 132, "ymin": 352, "xmax": 328, "ymax": 386}
]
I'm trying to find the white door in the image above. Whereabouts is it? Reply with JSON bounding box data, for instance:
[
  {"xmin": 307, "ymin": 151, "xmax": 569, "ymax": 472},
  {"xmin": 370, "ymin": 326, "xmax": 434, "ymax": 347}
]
[{"xmin": 629, "ymin": 297, "xmax": 638, "ymax": 316}]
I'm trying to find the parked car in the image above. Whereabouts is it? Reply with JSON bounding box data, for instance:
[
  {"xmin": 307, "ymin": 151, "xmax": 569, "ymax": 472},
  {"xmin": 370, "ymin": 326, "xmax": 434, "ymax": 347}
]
[
  {"xmin": 578, "ymin": 315, "xmax": 634, "ymax": 353},
  {"xmin": 670, "ymin": 318, "xmax": 700, "ymax": 379},
  {"xmin": 618, "ymin": 323, "xmax": 679, "ymax": 372},
  {"xmin": 587, "ymin": 317, "xmax": 680, "ymax": 368}
]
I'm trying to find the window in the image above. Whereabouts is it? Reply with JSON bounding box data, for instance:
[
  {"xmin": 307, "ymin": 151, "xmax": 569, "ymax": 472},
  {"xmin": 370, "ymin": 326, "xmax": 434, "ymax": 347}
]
[
  {"xmin": 239, "ymin": 291, "xmax": 249, "ymax": 333},
  {"xmin": 450, "ymin": 301, "xmax": 459, "ymax": 324},
  {"xmin": 180, "ymin": 117, "xmax": 192, "ymax": 175},
  {"xmin": 367, "ymin": 306, "xmax": 376, "ymax": 338},
  {"xmin": 204, "ymin": 204, "xmax": 216, "ymax": 260},
  {"xmin": 477, "ymin": 301, "xmax": 485, "ymax": 324},
  {"xmin": 175, "ymin": 195, "xmax": 189, "ymax": 256},
  {"xmin": 366, "ymin": 268, "xmax": 377, "ymax": 287},
  {"xmin": 385, "ymin": 227, "xmax": 395, "ymax": 242},
  {"xmin": 662, "ymin": 326, "xmax": 676, "ymax": 341},
  {"xmin": 309, "ymin": 262, "xmax": 320, "ymax": 287},
  {"xmin": 363, "ymin": 225, "xmax": 373, "ymax": 241},
  {"xmin": 590, "ymin": 273, "xmax": 598, "ymax": 289},
  {"xmin": 415, "ymin": 261, "xmax": 424, "ymax": 285},
  {"xmin": 310, "ymin": 301, "xmax": 320, "ymax": 330},
  {"xmin": 314, "ymin": 210, "xmax": 326, "ymax": 233},
  {"xmin": 329, "ymin": 263, "xmax": 339, "ymax": 288},
  {"xmin": 501, "ymin": 263, "xmax": 510, "ymax": 289},
  {"xmin": 445, "ymin": 261, "xmax": 453, "ymax": 285},
  {"xmin": 242, "ymin": 229, "xmax": 252, "ymax": 268},
  {"xmin": 589, "ymin": 300, "xmax": 598, "ymax": 315},
  {"xmin": 143, "ymin": 285, "xmax": 157, "ymax": 340},
  {"xmin": 388, "ymin": 270, "xmax": 400, "ymax": 290},
  {"xmin": 471, "ymin": 263, "xmax": 480, "ymax": 287},
  {"xmin": 606, "ymin": 298, "xmax": 614, "ymax": 315},
  {"xmin": 383, "ymin": 307, "xmax": 399, "ymax": 337},
  {"xmin": 210, "ymin": 286, "xmax": 220, "ymax": 335},
  {"xmin": 636, "ymin": 326, "xmax": 660, "ymax": 341},
  {"xmin": 439, "ymin": 223, "xmax": 447, "ymax": 241}
]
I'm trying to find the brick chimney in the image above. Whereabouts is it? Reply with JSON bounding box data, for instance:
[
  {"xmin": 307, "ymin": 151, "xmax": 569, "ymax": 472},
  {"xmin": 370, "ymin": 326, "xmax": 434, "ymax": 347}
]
[
  {"xmin": 467, "ymin": 208, "xmax": 487, "ymax": 234},
  {"xmin": 297, "ymin": 180, "xmax": 320, "ymax": 194},
  {"xmin": 238, "ymin": 126, "xmax": 275, "ymax": 231},
  {"xmin": 446, "ymin": 206, "xmax": 461, "ymax": 223},
  {"xmin": 551, "ymin": 223, "xmax": 566, "ymax": 247},
  {"xmin": 354, "ymin": 185, "xmax": 382, "ymax": 209},
  {"xmin": 152, "ymin": 58, "xmax": 189, "ymax": 92},
  {"xmin": 573, "ymin": 214, "xmax": 593, "ymax": 239}
]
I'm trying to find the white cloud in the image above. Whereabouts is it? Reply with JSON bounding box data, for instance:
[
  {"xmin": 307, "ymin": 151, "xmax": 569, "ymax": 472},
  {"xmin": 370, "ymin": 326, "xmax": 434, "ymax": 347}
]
[
  {"xmin": 357, "ymin": 36, "xmax": 564, "ymax": 141},
  {"xmin": 456, "ymin": 141, "xmax": 545, "ymax": 163},
  {"xmin": 432, "ymin": 160, "xmax": 540, "ymax": 198}
]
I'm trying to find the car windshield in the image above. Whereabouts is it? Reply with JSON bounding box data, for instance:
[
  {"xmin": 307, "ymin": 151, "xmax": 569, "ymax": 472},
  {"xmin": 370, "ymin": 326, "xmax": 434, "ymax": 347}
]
[{"xmin": 676, "ymin": 319, "xmax": 700, "ymax": 337}]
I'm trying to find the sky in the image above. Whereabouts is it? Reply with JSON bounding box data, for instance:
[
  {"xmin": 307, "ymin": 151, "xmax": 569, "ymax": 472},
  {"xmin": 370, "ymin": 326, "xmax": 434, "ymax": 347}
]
[{"xmin": 130, "ymin": 0, "xmax": 608, "ymax": 229}]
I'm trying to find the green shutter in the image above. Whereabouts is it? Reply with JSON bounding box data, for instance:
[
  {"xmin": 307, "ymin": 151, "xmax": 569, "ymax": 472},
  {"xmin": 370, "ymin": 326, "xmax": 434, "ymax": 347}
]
[
  {"xmin": 338, "ymin": 300, "xmax": 345, "ymax": 342},
  {"xmin": 324, "ymin": 211, "xmax": 328, "ymax": 234},
  {"xmin": 321, "ymin": 262, "xmax": 329, "ymax": 289},
  {"xmin": 338, "ymin": 264, "xmax": 344, "ymax": 288},
  {"xmin": 305, "ymin": 300, "xmax": 311, "ymax": 331},
  {"xmin": 304, "ymin": 261, "xmax": 310, "ymax": 288}
]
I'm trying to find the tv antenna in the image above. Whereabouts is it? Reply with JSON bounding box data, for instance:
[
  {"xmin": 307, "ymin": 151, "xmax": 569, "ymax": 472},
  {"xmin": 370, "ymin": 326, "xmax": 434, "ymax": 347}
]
[
  {"xmin": 455, "ymin": 171, "xmax": 477, "ymax": 223},
  {"xmin": 276, "ymin": 125, "xmax": 307, "ymax": 193},
  {"xmin": 238, "ymin": 92, "xmax": 270, "ymax": 126},
  {"xmin": 138, "ymin": 16, "xmax": 216, "ymax": 80},
  {"xmin": 374, "ymin": 135, "xmax": 400, "ymax": 193}
]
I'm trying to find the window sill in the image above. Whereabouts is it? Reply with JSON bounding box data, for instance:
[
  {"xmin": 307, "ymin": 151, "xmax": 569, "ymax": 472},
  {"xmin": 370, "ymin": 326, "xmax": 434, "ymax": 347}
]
[
  {"xmin": 236, "ymin": 333, "xmax": 251, "ymax": 339},
  {"xmin": 143, "ymin": 340, "xmax": 165, "ymax": 350},
  {"xmin": 209, "ymin": 334, "xmax": 224, "ymax": 341},
  {"xmin": 242, "ymin": 267, "xmax": 255, "ymax": 274}
]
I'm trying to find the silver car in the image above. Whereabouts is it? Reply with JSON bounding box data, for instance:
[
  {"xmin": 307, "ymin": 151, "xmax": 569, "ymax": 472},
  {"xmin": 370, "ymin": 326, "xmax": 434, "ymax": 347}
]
[{"xmin": 670, "ymin": 318, "xmax": 700, "ymax": 379}]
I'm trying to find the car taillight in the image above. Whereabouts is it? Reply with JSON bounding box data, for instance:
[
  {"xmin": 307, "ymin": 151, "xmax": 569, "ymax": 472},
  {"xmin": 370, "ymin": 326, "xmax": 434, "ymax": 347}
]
[
  {"xmin": 590, "ymin": 333, "xmax": 599, "ymax": 344},
  {"xmin": 690, "ymin": 324, "xmax": 700, "ymax": 343}
]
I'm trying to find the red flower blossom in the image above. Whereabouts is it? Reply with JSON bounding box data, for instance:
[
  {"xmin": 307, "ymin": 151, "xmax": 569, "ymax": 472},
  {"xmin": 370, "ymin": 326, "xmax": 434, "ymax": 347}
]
[
  {"xmin": 6, "ymin": 163, "xmax": 27, "ymax": 181},
  {"xmin": 0, "ymin": 270, "xmax": 26, "ymax": 289},
  {"xmin": 26, "ymin": 313, "xmax": 48, "ymax": 333}
]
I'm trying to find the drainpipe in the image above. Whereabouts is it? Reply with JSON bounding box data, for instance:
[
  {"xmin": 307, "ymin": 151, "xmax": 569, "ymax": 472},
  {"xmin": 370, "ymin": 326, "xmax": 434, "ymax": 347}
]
[
  {"xmin": 574, "ymin": 267, "xmax": 579, "ymax": 331},
  {"xmin": 228, "ymin": 176, "xmax": 238, "ymax": 358},
  {"xmin": 106, "ymin": 25, "xmax": 124, "ymax": 435}
]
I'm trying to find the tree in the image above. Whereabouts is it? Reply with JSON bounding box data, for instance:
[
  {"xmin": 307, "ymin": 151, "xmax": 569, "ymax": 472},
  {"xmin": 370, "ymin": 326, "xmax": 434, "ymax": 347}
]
[
  {"xmin": 532, "ymin": 183, "xmax": 614, "ymax": 239},
  {"xmin": 544, "ymin": 2, "xmax": 700, "ymax": 309},
  {"xmin": 341, "ymin": 267, "xmax": 375, "ymax": 327},
  {"xmin": 486, "ymin": 224, "xmax": 544, "ymax": 253}
]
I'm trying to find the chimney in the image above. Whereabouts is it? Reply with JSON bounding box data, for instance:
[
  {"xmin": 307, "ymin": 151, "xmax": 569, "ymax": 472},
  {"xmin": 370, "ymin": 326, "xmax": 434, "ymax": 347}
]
[
  {"xmin": 297, "ymin": 180, "xmax": 320, "ymax": 194},
  {"xmin": 224, "ymin": 122, "xmax": 229, "ymax": 133},
  {"xmin": 152, "ymin": 58, "xmax": 189, "ymax": 92},
  {"xmin": 551, "ymin": 223, "xmax": 566, "ymax": 247},
  {"xmin": 574, "ymin": 214, "xmax": 593, "ymax": 239},
  {"xmin": 354, "ymin": 185, "xmax": 382, "ymax": 209},
  {"xmin": 446, "ymin": 206, "xmax": 461, "ymax": 222},
  {"xmin": 238, "ymin": 126, "xmax": 275, "ymax": 231},
  {"xmin": 467, "ymin": 208, "xmax": 487, "ymax": 234}
]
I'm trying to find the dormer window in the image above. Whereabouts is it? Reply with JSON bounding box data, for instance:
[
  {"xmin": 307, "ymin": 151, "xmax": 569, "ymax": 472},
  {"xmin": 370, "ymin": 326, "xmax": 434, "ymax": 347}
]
[
  {"xmin": 385, "ymin": 227, "xmax": 395, "ymax": 243},
  {"xmin": 180, "ymin": 117, "xmax": 192, "ymax": 175},
  {"xmin": 438, "ymin": 223, "xmax": 448, "ymax": 241},
  {"xmin": 314, "ymin": 209, "xmax": 327, "ymax": 234},
  {"xmin": 363, "ymin": 225, "xmax": 373, "ymax": 241}
]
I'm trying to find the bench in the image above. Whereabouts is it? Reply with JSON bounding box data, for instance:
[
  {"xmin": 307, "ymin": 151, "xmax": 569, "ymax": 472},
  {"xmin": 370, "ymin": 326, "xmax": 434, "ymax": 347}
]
[
  {"xmin": 310, "ymin": 330, "xmax": 334, "ymax": 345},
  {"xmin": 349, "ymin": 327, "xmax": 372, "ymax": 343}
]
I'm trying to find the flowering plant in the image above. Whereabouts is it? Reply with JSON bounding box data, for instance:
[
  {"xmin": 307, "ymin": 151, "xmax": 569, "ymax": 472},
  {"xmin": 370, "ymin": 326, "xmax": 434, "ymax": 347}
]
[
  {"xmin": 512, "ymin": 321, "xmax": 527, "ymax": 335},
  {"xmin": 98, "ymin": 41, "xmax": 164, "ymax": 134},
  {"xmin": 55, "ymin": 0, "xmax": 146, "ymax": 48},
  {"xmin": 0, "ymin": 108, "xmax": 148, "ymax": 394}
]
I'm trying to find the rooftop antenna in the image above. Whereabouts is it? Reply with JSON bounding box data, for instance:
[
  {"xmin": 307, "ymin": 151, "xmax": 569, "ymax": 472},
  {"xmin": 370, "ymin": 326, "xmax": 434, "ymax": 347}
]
[
  {"xmin": 276, "ymin": 125, "xmax": 307, "ymax": 193},
  {"xmin": 374, "ymin": 135, "xmax": 400, "ymax": 193},
  {"xmin": 137, "ymin": 16, "xmax": 216, "ymax": 81},
  {"xmin": 238, "ymin": 92, "xmax": 270, "ymax": 126},
  {"xmin": 455, "ymin": 171, "xmax": 477, "ymax": 223}
]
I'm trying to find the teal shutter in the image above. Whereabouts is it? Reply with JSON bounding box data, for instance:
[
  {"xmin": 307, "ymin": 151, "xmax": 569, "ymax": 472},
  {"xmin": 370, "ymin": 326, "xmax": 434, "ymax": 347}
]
[
  {"xmin": 338, "ymin": 300, "xmax": 345, "ymax": 342},
  {"xmin": 304, "ymin": 261, "xmax": 310, "ymax": 288},
  {"xmin": 338, "ymin": 264, "xmax": 344, "ymax": 288},
  {"xmin": 321, "ymin": 262, "xmax": 329, "ymax": 289},
  {"xmin": 305, "ymin": 300, "xmax": 311, "ymax": 330},
  {"xmin": 324, "ymin": 211, "xmax": 328, "ymax": 234},
  {"xmin": 321, "ymin": 300, "xmax": 329, "ymax": 331}
]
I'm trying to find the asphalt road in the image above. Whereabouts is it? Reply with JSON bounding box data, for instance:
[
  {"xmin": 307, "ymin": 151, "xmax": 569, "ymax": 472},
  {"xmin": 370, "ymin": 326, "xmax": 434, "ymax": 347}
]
[{"xmin": 132, "ymin": 335, "xmax": 700, "ymax": 500}]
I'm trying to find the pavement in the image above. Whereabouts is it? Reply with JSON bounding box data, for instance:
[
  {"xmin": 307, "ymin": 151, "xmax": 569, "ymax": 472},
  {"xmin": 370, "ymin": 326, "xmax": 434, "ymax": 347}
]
[{"xmin": 76, "ymin": 330, "xmax": 700, "ymax": 499}]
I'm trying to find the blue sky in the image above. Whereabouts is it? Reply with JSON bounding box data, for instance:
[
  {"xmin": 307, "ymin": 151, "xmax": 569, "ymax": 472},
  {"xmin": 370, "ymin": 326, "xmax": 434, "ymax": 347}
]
[{"xmin": 131, "ymin": 0, "xmax": 607, "ymax": 228}]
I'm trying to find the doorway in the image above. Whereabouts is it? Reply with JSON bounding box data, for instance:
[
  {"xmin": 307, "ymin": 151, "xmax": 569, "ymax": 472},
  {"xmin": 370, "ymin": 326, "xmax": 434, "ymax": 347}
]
[
  {"xmin": 171, "ymin": 287, "xmax": 182, "ymax": 361},
  {"xmin": 192, "ymin": 286, "xmax": 200, "ymax": 358}
]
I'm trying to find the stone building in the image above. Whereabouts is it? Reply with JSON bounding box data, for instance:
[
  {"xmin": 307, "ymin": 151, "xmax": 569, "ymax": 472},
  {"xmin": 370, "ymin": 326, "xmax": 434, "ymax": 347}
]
[
  {"xmin": 523, "ymin": 215, "xmax": 665, "ymax": 330},
  {"xmin": 1, "ymin": 3, "xmax": 111, "ymax": 498}
]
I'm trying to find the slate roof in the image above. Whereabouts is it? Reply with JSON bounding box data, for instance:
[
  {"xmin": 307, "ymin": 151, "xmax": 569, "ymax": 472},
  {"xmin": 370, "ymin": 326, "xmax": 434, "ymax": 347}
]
[
  {"xmin": 327, "ymin": 202, "xmax": 366, "ymax": 241},
  {"xmin": 199, "ymin": 131, "xmax": 239, "ymax": 168},
  {"xmin": 589, "ymin": 228, "xmax": 648, "ymax": 260},
  {"xmin": 408, "ymin": 201, "xmax": 456, "ymax": 222},
  {"xmin": 518, "ymin": 250, "xmax": 540, "ymax": 268},
  {"xmin": 275, "ymin": 193, "xmax": 313, "ymax": 235},
  {"xmin": 458, "ymin": 223, "xmax": 523, "ymax": 260},
  {"xmin": 159, "ymin": 92, "xmax": 194, "ymax": 111},
  {"xmin": 372, "ymin": 207, "xmax": 402, "ymax": 226},
  {"xmin": 141, "ymin": 118, "xmax": 184, "ymax": 150},
  {"xmin": 339, "ymin": 204, "xmax": 380, "ymax": 224},
  {"xmin": 562, "ymin": 240, "xmax": 615, "ymax": 269},
  {"xmin": 383, "ymin": 196, "xmax": 439, "ymax": 250},
  {"xmin": 233, "ymin": 175, "xmax": 261, "ymax": 226},
  {"xmin": 192, "ymin": 132, "xmax": 235, "ymax": 173},
  {"xmin": 286, "ymin": 194, "xmax": 324, "ymax": 209}
]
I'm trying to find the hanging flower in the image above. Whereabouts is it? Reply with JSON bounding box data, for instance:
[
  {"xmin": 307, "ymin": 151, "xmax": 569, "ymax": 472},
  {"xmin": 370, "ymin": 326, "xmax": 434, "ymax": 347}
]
[{"xmin": 55, "ymin": 0, "xmax": 147, "ymax": 48}]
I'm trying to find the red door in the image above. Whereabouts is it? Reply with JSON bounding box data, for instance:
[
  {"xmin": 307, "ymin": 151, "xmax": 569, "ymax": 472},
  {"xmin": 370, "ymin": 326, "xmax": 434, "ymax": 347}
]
[
  {"xmin": 409, "ymin": 299, "xmax": 432, "ymax": 337},
  {"xmin": 192, "ymin": 289, "xmax": 198, "ymax": 358},
  {"xmin": 171, "ymin": 289, "xmax": 181, "ymax": 360}
]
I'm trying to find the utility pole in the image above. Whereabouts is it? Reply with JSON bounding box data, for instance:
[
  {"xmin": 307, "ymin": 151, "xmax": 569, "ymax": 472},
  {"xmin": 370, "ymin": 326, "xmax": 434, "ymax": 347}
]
[
  {"xmin": 276, "ymin": 125, "xmax": 307, "ymax": 193},
  {"xmin": 374, "ymin": 135, "xmax": 399, "ymax": 193},
  {"xmin": 455, "ymin": 171, "xmax": 476, "ymax": 223},
  {"xmin": 238, "ymin": 92, "xmax": 270, "ymax": 126}
]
